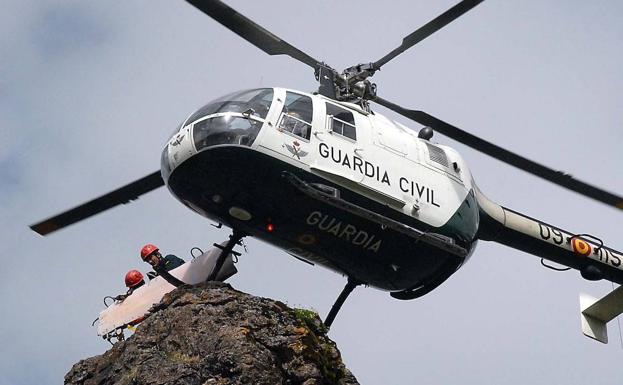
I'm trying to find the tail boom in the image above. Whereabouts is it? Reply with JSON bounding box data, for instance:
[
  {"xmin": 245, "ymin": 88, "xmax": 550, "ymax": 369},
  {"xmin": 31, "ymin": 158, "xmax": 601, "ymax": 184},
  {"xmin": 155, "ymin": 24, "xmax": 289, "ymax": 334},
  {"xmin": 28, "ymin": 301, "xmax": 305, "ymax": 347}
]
[{"xmin": 475, "ymin": 187, "xmax": 623, "ymax": 285}]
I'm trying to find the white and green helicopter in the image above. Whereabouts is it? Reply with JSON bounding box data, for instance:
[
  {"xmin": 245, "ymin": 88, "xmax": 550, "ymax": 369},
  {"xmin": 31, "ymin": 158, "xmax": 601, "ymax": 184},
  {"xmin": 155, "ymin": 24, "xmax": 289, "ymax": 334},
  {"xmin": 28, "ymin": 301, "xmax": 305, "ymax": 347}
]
[{"xmin": 30, "ymin": 0, "xmax": 623, "ymax": 341}]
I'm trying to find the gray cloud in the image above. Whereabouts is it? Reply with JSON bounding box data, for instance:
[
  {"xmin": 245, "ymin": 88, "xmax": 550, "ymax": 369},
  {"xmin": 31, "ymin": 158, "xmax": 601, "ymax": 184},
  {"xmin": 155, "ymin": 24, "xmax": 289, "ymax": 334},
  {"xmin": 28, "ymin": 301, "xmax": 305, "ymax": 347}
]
[{"xmin": 29, "ymin": 4, "xmax": 111, "ymax": 58}]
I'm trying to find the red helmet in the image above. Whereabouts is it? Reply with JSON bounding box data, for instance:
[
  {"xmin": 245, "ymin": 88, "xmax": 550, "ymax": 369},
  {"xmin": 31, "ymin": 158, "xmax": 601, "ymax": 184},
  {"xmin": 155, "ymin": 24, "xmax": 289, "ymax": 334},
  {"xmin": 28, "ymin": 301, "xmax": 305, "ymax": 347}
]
[
  {"xmin": 125, "ymin": 270, "xmax": 144, "ymax": 288},
  {"xmin": 140, "ymin": 244, "xmax": 159, "ymax": 260}
]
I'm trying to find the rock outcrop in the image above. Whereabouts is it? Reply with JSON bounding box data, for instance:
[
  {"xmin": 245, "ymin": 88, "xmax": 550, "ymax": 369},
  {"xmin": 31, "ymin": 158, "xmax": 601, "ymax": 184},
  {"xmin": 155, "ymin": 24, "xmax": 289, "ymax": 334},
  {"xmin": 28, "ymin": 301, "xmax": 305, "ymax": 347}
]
[{"xmin": 66, "ymin": 282, "xmax": 359, "ymax": 385}]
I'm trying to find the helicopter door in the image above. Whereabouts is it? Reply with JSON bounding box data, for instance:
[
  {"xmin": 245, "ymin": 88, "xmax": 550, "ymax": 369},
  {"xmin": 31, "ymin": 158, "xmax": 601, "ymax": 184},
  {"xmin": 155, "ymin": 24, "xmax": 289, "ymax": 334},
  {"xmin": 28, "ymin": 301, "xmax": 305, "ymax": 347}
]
[{"xmin": 270, "ymin": 91, "xmax": 315, "ymax": 163}]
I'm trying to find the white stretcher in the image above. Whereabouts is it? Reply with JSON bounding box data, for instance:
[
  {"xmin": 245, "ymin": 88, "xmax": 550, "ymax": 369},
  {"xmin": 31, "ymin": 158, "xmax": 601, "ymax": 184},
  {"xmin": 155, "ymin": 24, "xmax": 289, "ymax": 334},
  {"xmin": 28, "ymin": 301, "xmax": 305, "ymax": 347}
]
[{"xmin": 97, "ymin": 243, "xmax": 236, "ymax": 336}]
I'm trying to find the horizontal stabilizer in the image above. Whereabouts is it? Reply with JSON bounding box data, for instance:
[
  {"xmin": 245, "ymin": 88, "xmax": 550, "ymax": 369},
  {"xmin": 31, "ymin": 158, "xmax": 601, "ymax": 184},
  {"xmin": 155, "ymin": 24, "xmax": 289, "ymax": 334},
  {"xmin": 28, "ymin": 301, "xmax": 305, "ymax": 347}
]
[{"xmin": 580, "ymin": 285, "xmax": 623, "ymax": 344}]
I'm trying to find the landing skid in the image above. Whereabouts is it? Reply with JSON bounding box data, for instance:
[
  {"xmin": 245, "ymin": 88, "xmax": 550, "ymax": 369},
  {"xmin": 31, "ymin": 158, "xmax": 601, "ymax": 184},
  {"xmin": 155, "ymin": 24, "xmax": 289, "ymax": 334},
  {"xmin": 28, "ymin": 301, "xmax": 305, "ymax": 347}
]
[{"xmin": 389, "ymin": 270, "xmax": 452, "ymax": 300}]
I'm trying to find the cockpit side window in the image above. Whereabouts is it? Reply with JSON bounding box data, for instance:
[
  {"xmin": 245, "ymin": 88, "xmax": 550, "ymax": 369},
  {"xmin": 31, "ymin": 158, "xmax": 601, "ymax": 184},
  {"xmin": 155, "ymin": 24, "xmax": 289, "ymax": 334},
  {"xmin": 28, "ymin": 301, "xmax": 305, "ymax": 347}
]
[
  {"xmin": 278, "ymin": 92, "xmax": 313, "ymax": 140},
  {"xmin": 326, "ymin": 103, "xmax": 356, "ymax": 141}
]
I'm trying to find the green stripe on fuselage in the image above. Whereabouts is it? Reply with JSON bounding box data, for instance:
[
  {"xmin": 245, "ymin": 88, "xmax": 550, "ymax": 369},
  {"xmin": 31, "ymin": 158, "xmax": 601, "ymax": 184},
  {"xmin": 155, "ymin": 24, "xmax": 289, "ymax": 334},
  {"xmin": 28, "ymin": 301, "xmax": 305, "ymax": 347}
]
[{"xmin": 439, "ymin": 189, "xmax": 479, "ymax": 244}]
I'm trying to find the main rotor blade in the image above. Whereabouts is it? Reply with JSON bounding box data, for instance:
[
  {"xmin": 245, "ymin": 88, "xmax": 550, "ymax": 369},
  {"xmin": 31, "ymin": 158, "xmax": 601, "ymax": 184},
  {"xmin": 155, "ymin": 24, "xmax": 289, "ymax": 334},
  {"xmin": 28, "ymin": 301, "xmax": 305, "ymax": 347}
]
[
  {"xmin": 374, "ymin": 96, "xmax": 623, "ymax": 210},
  {"xmin": 186, "ymin": 0, "xmax": 323, "ymax": 69},
  {"xmin": 373, "ymin": 0, "xmax": 484, "ymax": 71},
  {"xmin": 30, "ymin": 171, "xmax": 164, "ymax": 236}
]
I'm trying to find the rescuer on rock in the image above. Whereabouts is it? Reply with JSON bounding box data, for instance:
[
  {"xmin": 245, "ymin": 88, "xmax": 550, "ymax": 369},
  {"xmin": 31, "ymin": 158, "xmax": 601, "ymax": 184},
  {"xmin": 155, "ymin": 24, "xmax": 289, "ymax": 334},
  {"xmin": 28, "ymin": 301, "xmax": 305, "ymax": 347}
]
[
  {"xmin": 113, "ymin": 270, "xmax": 146, "ymax": 301},
  {"xmin": 140, "ymin": 244, "xmax": 185, "ymax": 286},
  {"xmin": 124, "ymin": 270, "xmax": 145, "ymax": 295}
]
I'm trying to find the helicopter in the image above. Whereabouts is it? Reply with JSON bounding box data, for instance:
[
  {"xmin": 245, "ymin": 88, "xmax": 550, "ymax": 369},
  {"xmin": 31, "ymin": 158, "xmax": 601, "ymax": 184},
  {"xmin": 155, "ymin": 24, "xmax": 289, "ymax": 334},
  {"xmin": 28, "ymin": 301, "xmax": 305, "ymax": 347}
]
[{"xmin": 30, "ymin": 0, "xmax": 623, "ymax": 336}]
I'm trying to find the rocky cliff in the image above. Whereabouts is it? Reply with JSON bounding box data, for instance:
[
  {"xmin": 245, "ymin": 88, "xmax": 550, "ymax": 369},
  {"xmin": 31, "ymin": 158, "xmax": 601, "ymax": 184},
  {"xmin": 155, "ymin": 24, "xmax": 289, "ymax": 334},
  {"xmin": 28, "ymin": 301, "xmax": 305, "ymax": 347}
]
[{"xmin": 65, "ymin": 282, "xmax": 359, "ymax": 385}]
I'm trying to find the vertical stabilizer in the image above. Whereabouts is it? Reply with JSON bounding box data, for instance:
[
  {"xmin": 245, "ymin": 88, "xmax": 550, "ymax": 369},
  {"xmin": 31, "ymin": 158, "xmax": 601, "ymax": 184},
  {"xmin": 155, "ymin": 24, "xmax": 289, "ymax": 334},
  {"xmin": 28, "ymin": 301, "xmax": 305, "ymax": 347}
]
[{"xmin": 580, "ymin": 286, "xmax": 623, "ymax": 344}]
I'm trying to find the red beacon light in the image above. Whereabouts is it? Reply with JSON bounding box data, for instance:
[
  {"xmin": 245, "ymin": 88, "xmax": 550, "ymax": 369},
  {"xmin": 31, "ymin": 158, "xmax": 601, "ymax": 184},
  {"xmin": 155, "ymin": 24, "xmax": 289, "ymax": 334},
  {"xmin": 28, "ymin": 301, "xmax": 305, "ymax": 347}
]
[{"xmin": 266, "ymin": 223, "xmax": 274, "ymax": 232}]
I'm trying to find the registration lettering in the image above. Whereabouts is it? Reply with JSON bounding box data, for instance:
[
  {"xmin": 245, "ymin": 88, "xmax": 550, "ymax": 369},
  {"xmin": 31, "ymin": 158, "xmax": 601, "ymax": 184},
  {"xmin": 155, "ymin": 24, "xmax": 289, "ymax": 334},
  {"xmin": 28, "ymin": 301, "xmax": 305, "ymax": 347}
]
[{"xmin": 538, "ymin": 223, "xmax": 622, "ymax": 268}]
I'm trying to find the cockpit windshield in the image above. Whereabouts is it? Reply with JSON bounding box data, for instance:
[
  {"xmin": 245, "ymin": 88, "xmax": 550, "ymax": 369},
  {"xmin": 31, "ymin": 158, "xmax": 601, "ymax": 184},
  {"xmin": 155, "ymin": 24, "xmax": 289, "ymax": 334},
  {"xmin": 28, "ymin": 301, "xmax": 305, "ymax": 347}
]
[
  {"xmin": 185, "ymin": 88, "xmax": 274, "ymax": 126},
  {"xmin": 193, "ymin": 115, "xmax": 263, "ymax": 151}
]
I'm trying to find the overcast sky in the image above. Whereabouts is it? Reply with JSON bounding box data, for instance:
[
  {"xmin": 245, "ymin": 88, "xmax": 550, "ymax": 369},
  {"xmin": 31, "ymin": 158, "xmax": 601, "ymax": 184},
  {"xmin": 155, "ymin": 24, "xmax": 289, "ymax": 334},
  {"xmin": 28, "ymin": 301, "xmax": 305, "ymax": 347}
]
[{"xmin": 2, "ymin": 1, "xmax": 623, "ymax": 384}]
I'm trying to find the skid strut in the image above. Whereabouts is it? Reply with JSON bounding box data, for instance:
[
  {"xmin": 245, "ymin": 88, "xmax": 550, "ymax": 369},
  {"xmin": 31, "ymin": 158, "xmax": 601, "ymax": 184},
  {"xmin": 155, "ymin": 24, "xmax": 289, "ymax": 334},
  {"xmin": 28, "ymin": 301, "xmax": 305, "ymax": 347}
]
[
  {"xmin": 324, "ymin": 277, "xmax": 361, "ymax": 328},
  {"xmin": 207, "ymin": 229, "xmax": 244, "ymax": 282}
]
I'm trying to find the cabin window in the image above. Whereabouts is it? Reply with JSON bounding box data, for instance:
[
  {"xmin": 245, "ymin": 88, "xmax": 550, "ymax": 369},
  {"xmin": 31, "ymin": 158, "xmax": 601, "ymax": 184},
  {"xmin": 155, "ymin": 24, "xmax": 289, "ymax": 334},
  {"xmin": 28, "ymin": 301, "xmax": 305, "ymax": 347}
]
[
  {"xmin": 326, "ymin": 103, "xmax": 356, "ymax": 141},
  {"xmin": 278, "ymin": 92, "xmax": 313, "ymax": 140}
]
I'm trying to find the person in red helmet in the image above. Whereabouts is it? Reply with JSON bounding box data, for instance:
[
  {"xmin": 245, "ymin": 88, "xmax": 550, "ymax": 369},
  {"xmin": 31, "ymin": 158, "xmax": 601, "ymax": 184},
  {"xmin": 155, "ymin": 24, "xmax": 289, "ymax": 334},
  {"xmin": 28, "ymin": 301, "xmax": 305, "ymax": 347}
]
[
  {"xmin": 140, "ymin": 244, "xmax": 185, "ymax": 285},
  {"xmin": 124, "ymin": 270, "xmax": 145, "ymax": 295},
  {"xmin": 113, "ymin": 270, "xmax": 146, "ymax": 301}
]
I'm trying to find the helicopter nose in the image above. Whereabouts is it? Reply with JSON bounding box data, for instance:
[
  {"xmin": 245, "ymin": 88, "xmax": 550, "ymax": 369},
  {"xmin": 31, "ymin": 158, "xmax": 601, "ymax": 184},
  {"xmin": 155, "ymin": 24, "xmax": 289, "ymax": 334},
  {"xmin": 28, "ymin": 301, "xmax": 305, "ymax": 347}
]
[
  {"xmin": 160, "ymin": 144, "xmax": 173, "ymax": 182},
  {"xmin": 163, "ymin": 126, "xmax": 196, "ymax": 177}
]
